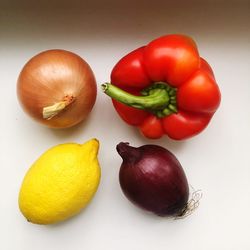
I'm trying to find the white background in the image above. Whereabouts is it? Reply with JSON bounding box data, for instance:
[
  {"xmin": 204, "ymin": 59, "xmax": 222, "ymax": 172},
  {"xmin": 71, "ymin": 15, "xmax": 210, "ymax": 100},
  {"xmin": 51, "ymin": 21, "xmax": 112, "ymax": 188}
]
[{"xmin": 1, "ymin": 1, "xmax": 250, "ymax": 249}]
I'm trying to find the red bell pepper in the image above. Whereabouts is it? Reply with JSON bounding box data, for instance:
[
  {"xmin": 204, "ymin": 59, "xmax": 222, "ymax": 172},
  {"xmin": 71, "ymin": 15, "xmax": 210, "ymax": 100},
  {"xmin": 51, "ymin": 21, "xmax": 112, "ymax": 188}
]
[{"xmin": 102, "ymin": 34, "xmax": 221, "ymax": 140}]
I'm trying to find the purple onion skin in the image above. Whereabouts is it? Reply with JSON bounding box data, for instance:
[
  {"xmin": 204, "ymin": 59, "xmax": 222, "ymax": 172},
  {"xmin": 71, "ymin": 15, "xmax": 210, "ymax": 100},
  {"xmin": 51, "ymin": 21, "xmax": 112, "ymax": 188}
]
[{"xmin": 117, "ymin": 142, "xmax": 189, "ymax": 217}]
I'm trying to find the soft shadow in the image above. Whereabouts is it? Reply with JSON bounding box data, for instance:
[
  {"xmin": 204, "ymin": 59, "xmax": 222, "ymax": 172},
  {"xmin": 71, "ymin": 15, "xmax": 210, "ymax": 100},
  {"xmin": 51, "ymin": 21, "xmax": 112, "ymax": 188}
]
[
  {"xmin": 129, "ymin": 125, "xmax": 187, "ymax": 153},
  {"xmin": 118, "ymin": 194, "xmax": 192, "ymax": 225},
  {"xmin": 1, "ymin": 0, "xmax": 249, "ymax": 50},
  {"xmin": 46, "ymin": 112, "xmax": 94, "ymax": 140}
]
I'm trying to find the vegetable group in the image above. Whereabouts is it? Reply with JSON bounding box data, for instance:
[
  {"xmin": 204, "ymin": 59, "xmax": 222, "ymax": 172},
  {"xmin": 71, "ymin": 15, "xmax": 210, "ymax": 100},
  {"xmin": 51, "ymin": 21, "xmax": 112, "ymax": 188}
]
[
  {"xmin": 117, "ymin": 142, "xmax": 189, "ymax": 217},
  {"xmin": 103, "ymin": 34, "xmax": 221, "ymax": 140},
  {"xmin": 17, "ymin": 49, "xmax": 97, "ymax": 128},
  {"xmin": 16, "ymin": 34, "xmax": 221, "ymax": 223}
]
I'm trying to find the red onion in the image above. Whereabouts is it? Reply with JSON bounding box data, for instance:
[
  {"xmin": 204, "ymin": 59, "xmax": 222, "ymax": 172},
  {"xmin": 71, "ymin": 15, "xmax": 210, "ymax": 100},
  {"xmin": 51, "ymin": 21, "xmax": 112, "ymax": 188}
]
[{"xmin": 117, "ymin": 142, "xmax": 189, "ymax": 217}]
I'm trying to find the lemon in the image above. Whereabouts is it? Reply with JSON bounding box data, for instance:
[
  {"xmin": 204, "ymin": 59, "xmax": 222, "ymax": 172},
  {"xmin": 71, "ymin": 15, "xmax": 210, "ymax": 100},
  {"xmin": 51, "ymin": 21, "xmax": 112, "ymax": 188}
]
[{"xmin": 18, "ymin": 138, "xmax": 101, "ymax": 225}]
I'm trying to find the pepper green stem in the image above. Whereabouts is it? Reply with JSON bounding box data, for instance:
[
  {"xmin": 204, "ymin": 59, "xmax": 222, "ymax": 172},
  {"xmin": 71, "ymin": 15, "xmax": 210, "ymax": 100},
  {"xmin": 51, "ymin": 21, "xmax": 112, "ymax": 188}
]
[{"xmin": 102, "ymin": 82, "xmax": 178, "ymax": 118}]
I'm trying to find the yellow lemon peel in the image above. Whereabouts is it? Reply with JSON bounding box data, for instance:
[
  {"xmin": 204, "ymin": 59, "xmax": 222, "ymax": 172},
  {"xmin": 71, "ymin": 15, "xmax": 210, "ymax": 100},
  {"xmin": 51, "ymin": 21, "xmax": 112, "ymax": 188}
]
[{"xmin": 18, "ymin": 138, "xmax": 101, "ymax": 225}]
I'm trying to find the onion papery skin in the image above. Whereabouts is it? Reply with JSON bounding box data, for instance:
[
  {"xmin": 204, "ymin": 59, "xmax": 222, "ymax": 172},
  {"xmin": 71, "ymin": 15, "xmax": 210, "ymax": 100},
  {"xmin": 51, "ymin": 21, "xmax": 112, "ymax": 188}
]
[
  {"xmin": 117, "ymin": 143, "xmax": 189, "ymax": 217},
  {"xmin": 17, "ymin": 49, "xmax": 97, "ymax": 128}
]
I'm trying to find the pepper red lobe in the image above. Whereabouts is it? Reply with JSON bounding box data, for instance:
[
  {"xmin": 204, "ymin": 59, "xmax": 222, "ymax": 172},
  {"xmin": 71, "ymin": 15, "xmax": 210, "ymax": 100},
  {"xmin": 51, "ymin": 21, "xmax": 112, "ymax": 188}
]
[
  {"xmin": 112, "ymin": 99, "xmax": 149, "ymax": 126},
  {"xmin": 200, "ymin": 57, "xmax": 215, "ymax": 79},
  {"xmin": 139, "ymin": 115, "xmax": 164, "ymax": 139},
  {"xmin": 162, "ymin": 111, "xmax": 212, "ymax": 140},
  {"xmin": 144, "ymin": 34, "xmax": 200, "ymax": 87},
  {"xmin": 111, "ymin": 47, "xmax": 151, "ymax": 89},
  {"xmin": 177, "ymin": 71, "xmax": 221, "ymax": 114},
  {"xmin": 110, "ymin": 47, "xmax": 152, "ymax": 125}
]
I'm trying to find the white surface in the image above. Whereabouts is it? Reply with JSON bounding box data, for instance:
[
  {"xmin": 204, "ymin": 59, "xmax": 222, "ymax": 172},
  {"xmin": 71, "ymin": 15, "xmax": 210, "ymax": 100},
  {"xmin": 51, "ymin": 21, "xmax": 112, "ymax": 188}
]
[{"xmin": 1, "ymin": 1, "xmax": 250, "ymax": 250}]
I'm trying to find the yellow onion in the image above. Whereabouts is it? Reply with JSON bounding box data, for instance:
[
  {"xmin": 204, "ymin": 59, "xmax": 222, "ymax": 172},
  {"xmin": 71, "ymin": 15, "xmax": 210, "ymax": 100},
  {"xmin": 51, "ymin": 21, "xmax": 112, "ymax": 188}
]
[{"xmin": 17, "ymin": 49, "xmax": 97, "ymax": 128}]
